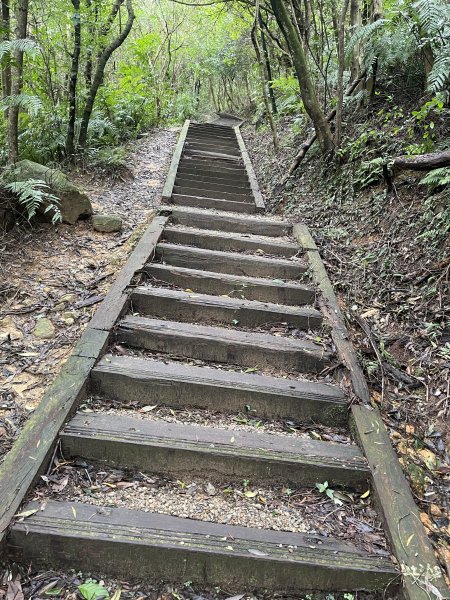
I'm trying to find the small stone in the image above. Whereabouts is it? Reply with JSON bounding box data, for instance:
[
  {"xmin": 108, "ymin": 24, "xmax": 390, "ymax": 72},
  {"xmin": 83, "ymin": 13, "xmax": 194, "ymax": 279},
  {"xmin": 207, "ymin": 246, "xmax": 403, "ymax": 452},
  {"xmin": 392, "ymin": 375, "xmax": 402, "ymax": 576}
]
[
  {"xmin": 62, "ymin": 311, "xmax": 76, "ymax": 320},
  {"xmin": 53, "ymin": 303, "xmax": 65, "ymax": 311},
  {"xmin": 93, "ymin": 213, "xmax": 123, "ymax": 233},
  {"xmin": 33, "ymin": 318, "xmax": 55, "ymax": 339},
  {"xmin": 60, "ymin": 294, "xmax": 76, "ymax": 304},
  {"xmin": 62, "ymin": 317, "xmax": 75, "ymax": 326},
  {"xmin": 430, "ymin": 504, "xmax": 442, "ymax": 517}
]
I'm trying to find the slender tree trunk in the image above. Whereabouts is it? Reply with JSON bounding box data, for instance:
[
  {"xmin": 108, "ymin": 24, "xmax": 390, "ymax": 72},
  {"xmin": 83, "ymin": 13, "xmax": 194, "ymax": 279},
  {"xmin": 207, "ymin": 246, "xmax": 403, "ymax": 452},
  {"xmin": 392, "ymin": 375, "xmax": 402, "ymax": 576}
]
[
  {"xmin": 270, "ymin": 0, "xmax": 334, "ymax": 154},
  {"xmin": 79, "ymin": 0, "xmax": 135, "ymax": 148},
  {"xmin": 66, "ymin": 0, "xmax": 81, "ymax": 157},
  {"xmin": 7, "ymin": 0, "xmax": 29, "ymax": 164},
  {"xmin": 365, "ymin": 0, "xmax": 383, "ymax": 98},
  {"xmin": 1, "ymin": 0, "xmax": 12, "ymax": 112},
  {"xmin": 252, "ymin": 2, "xmax": 279, "ymax": 150},
  {"xmin": 335, "ymin": 0, "xmax": 350, "ymax": 147},
  {"xmin": 350, "ymin": 0, "xmax": 362, "ymax": 83},
  {"xmin": 259, "ymin": 12, "xmax": 277, "ymax": 115}
]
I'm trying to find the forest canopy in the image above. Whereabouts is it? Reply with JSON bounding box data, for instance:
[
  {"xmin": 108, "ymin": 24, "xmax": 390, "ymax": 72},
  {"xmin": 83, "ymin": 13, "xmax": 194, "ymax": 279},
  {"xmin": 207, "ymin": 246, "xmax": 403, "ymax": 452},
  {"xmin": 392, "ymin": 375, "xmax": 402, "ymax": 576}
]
[{"xmin": 0, "ymin": 0, "xmax": 448, "ymax": 180}]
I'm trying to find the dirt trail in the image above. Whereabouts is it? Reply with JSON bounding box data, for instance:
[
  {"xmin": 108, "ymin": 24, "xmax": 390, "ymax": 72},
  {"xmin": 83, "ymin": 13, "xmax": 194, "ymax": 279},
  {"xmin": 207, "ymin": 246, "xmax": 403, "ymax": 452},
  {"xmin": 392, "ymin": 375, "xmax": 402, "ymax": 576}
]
[{"xmin": 0, "ymin": 127, "xmax": 177, "ymax": 460}]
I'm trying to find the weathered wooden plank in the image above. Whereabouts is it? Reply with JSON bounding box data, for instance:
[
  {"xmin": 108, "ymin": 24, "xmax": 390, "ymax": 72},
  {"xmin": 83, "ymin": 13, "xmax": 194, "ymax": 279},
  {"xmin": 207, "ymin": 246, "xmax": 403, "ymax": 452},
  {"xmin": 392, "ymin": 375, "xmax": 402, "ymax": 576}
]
[
  {"xmin": 162, "ymin": 119, "xmax": 190, "ymax": 201},
  {"xmin": 130, "ymin": 286, "xmax": 322, "ymax": 329},
  {"xmin": 159, "ymin": 205, "xmax": 292, "ymax": 237},
  {"xmin": 9, "ymin": 501, "xmax": 397, "ymax": 593},
  {"xmin": 186, "ymin": 141, "xmax": 240, "ymax": 156},
  {"xmin": 180, "ymin": 156, "xmax": 244, "ymax": 169},
  {"xmin": 185, "ymin": 149, "xmax": 242, "ymax": 161},
  {"xmin": 117, "ymin": 316, "xmax": 331, "ymax": 373},
  {"xmin": 92, "ymin": 354, "xmax": 347, "ymax": 424},
  {"xmin": 0, "ymin": 327, "xmax": 109, "ymax": 543},
  {"xmin": 351, "ymin": 405, "xmax": 449, "ymax": 600},
  {"xmin": 175, "ymin": 177, "xmax": 251, "ymax": 193},
  {"xmin": 173, "ymin": 186, "xmax": 253, "ymax": 202},
  {"xmin": 234, "ymin": 126, "xmax": 265, "ymax": 211},
  {"xmin": 144, "ymin": 263, "xmax": 315, "ymax": 305},
  {"xmin": 156, "ymin": 243, "xmax": 307, "ymax": 279},
  {"xmin": 293, "ymin": 223, "xmax": 371, "ymax": 404},
  {"xmin": 186, "ymin": 136, "xmax": 239, "ymax": 148},
  {"xmin": 162, "ymin": 226, "xmax": 299, "ymax": 256},
  {"xmin": 62, "ymin": 413, "xmax": 368, "ymax": 486},
  {"xmin": 177, "ymin": 166, "xmax": 249, "ymax": 182},
  {"xmin": 89, "ymin": 215, "xmax": 168, "ymax": 331},
  {"xmin": 170, "ymin": 194, "xmax": 258, "ymax": 214}
]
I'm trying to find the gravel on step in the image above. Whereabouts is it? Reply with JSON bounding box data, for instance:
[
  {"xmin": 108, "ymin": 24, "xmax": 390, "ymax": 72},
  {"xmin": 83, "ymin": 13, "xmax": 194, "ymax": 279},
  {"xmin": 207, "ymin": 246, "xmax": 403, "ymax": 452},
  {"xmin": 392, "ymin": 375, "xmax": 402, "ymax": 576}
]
[
  {"xmin": 35, "ymin": 463, "xmax": 389, "ymax": 557},
  {"xmin": 80, "ymin": 398, "xmax": 353, "ymax": 444}
]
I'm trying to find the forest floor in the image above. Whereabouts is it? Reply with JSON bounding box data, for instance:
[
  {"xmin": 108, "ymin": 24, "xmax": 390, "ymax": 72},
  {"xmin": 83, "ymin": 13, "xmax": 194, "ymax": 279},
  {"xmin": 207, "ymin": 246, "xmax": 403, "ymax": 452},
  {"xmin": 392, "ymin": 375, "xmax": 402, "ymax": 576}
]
[
  {"xmin": 0, "ymin": 126, "xmax": 178, "ymax": 461},
  {"xmin": 244, "ymin": 120, "xmax": 450, "ymax": 583}
]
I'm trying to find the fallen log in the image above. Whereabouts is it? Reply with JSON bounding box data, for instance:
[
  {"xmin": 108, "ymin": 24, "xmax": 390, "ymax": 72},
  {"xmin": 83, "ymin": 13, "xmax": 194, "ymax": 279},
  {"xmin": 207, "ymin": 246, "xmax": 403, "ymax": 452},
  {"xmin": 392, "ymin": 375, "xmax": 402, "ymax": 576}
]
[{"xmin": 392, "ymin": 149, "xmax": 450, "ymax": 173}]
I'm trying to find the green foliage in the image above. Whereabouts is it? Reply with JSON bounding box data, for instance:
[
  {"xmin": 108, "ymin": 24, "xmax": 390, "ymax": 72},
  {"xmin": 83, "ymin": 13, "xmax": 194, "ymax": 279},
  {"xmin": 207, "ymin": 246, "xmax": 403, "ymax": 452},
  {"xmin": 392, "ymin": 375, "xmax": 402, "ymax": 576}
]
[
  {"xmin": 0, "ymin": 94, "xmax": 43, "ymax": 116},
  {"xmin": 0, "ymin": 38, "xmax": 40, "ymax": 60},
  {"xmin": 419, "ymin": 167, "xmax": 450, "ymax": 189},
  {"xmin": 3, "ymin": 179, "xmax": 61, "ymax": 224},
  {"xmin": 78, "ymin": 579, "xmax": 109, "ymax": 600}
]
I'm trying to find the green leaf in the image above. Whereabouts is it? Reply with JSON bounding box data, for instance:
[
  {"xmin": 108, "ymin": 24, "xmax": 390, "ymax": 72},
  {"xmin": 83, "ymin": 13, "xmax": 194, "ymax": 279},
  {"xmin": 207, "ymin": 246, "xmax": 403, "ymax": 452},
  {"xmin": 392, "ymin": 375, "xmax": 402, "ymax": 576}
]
[{"xmin": 78, "ymin": 579, "xmax": 110, "ymax": 600}]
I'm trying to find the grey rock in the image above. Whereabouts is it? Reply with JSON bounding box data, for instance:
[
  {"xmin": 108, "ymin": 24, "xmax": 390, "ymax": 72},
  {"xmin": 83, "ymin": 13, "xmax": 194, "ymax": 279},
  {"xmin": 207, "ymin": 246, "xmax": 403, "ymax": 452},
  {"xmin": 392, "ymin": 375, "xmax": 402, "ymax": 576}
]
[
  {"xmin": 92, "ymin": 213, "xmax": 123, "ymax": 233},
  {"xmin": 6, "ymin": 160, "xmax": 92, "ymax": 225}
]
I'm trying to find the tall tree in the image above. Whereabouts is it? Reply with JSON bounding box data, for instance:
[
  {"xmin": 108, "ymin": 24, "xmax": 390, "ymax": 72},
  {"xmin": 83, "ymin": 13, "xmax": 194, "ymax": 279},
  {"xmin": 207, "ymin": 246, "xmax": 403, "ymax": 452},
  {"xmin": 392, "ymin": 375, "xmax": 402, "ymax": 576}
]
[
  {"xmin": 78, "ymin": 0, "xmax": 135, "ymax": 148},
  {"xmin": 66, "ymin": 0, "xmax": 82, "ymax": 157},
  {"xmin": 270, "ymin": 0, "xmax": 335, "ymax": 154},
  {"xmin": 7, "ymin": 0, "xmax": 29, "ymax": 163}
]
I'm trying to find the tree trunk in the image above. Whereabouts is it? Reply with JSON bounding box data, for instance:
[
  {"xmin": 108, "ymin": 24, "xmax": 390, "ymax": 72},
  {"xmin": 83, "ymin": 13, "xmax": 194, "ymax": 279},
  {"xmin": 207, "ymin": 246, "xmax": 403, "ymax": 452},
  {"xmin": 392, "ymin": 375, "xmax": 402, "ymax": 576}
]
[
  {"xmin": 270, "ymin": 0, "xmax": 334, "ymax": 154},
  {"xmin": 7, "ymin": 0, "xmax": 29, "ymax": 164},
  {"xmin": 259, "ymin": 12, "xmax": 277, "ymax": 115},
  {"xmin": 350, "ymin": 0, "xmax": 362, "ymax": 83},
  {"xmin": 1, "ymin": 0, "xmax": 12, "ymax": 112},
  {"xmin": 65, "ymin": 0, "xmax": 82, "ymax": 157},
  {"xmin": 335, "ymin": 0, "xmax": 350, "ymax": 147},
  {"xmin": 78, "ymin": 0, "xmax": 135, "ymax": 148},
  {"xmin": 252, "ymin": 2, "xmax": 279, "ymax": 151},
  {"xmin": 365, "ymin": 0, "xmax": 383, "ymax": 98}
]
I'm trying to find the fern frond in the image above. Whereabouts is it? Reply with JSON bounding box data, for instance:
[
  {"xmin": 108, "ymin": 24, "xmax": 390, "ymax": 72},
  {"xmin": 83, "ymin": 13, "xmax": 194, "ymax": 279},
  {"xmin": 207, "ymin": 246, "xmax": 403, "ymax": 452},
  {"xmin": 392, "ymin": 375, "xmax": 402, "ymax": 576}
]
[
  {"xmin": 0, "ymin": 38, "xmax": 40, "ymax": 61},
  {"xmin": 419, "ymin": 167, "xmax": 450, "ymax": 188},
  {"xmin": 345, "ymin": 20, "xmax": 387, "ymax": 63},
  {"xmin": 412, "ymin": 0, "xmax": 449, "ymax": 36},
  {"xmin": 427, "ymin": 47, "xmax": 450, "ymax": 92},
  {"xmin": 4, "ymin": 179, "xmax": 61, "ymax": 223},
  {"xmin": 0, "ymin": 94, "xmax": 43, "ymax": 116}
]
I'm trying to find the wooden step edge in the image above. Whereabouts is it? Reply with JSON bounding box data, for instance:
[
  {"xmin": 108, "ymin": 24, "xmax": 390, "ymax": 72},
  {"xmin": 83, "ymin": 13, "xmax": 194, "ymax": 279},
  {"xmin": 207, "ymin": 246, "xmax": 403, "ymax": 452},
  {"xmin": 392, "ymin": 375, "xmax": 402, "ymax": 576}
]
[
  {"xmin": 92, "ymin": 354, "xmax": 347, "ymax": 425},
  {"xmin": 90, "ymin": 215, "xmax": 169, "ymax": 331},
  {"xmin": 61, "ymin": 412, "xmax": 368, "ymax": 487},
  {"xmin": 130, "ymin": 285, "xmax": 322, "ymax": 329},
  {"xmin": 234, "ymin": 126, "xmax": 265, "ymax": 211},
  {"xmin": 175, "ymin": 176, "xmax": 251, "ymax": 190},
  {"xmin": 352, "ymin": 405, "xmax": 450, "ymax": 600},
  {"xmin": 9, "ymin": 501, "xmax": 397, "ymax": 593},
  {"xmin": 162, "ymin": 119, "xmax": 190, "ymax": 201},
  {"xmin": 293, "ymin": 223, "xmax": 450, "ymax": 599},
  {"xmin": 177, "ymin": 165, "xmax": 249, "ymax": 178},
  {"xmin": 170, "ymin": 194, "xmax": 258, "ymax": 214},
  {"xmin": 117, "ymin": 315, "xmax": 331, "ymax": 374},
  {"xmin": 155, "ymin": 243, "xmax": 308, "ymax": 279},
  {"xmin": 172, "ymin": 186, "xmax": 254, "ymax": 202},
  {"xmin": 158, "ymin": 205, "xmax": 292, "ymax": 237},
  {"xmin": 162, "ymin": 225, "xmax": 298, "ymax": 256},
  {"xmin": 143, "ymin": 263, "xmax": 316, "ymax": 306}
]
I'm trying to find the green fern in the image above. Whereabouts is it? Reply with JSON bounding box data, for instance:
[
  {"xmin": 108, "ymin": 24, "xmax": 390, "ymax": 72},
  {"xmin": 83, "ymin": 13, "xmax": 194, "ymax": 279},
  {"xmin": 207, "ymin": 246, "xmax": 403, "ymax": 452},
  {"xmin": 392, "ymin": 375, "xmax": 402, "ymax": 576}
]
[
  {"xmin": 0, "ymin": 38, "xmax": 40, "ymax": 60},
  {"xmin": 0, "ymin": 94, "xmax": 43, "ymax": 116},
  {"xmin": 427, "ymin": 48, "xmax": 450, "ymax": 92},
  {"xmin": 345, "ymin": 20, "xmax": 386, "ymax": 64},
  {"xmin": 4, "ymin": 179, "xmax": 62, "ymax": 224},
  {"xmin": 419, "ymin": 167, "xmax": 450, "ymax": 188}
]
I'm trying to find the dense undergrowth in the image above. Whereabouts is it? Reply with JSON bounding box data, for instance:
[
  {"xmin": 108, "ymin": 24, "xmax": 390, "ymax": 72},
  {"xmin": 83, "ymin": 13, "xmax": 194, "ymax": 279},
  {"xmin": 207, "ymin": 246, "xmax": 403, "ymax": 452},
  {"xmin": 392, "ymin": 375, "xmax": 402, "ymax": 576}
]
[{"xmin": 245, "ymin": 96, "xmax": 450, "ymax": 580}]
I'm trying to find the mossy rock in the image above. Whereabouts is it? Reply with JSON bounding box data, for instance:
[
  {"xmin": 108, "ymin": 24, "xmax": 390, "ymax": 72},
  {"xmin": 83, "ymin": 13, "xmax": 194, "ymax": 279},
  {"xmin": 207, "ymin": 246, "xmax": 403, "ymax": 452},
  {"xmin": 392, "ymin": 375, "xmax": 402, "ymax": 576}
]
[{"xmin": 6, "ymin": 160, "xmax": 92, "ymax": 225}]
